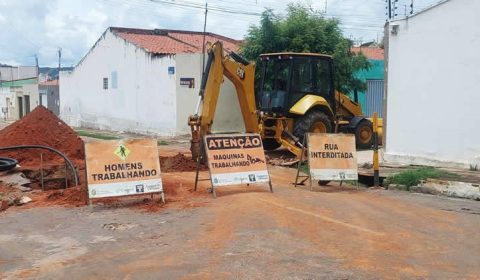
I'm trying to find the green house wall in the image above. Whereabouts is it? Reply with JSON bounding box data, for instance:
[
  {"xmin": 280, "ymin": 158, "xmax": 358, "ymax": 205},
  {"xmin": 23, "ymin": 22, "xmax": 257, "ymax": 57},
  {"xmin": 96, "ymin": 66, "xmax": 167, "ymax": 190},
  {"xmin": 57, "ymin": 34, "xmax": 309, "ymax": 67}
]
[
  {"xmin": 349, "ymin": 59, "xmax": 384, "ymax": 113},
  {"xmin": 0, "ymin": 77, "xmax": 38, "ymax": 87}
]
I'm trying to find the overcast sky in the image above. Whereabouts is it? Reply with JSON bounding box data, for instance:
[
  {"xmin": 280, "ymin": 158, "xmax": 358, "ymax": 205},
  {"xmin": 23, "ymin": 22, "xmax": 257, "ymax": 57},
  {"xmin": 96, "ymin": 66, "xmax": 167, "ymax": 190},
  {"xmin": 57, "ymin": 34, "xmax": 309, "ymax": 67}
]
[{"xmin": 0, "ymin": 0, "xmax": 441, "ymax": 67}]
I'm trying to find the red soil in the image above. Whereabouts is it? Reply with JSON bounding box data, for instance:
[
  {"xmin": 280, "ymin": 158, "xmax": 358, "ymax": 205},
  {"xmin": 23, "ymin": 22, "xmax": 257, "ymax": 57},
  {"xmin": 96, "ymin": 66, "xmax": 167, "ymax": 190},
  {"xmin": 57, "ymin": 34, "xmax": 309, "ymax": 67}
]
[
  {"xmin": 0, "ymin": 106, "xmax": 85, "ymax": 169},
  {"xmin": 0, "ymin": 107, "xmax": 207, "ymax": 212},
  {"xmin": 160, "ymin": 153, "xmax": 207, "ymax": 172}
]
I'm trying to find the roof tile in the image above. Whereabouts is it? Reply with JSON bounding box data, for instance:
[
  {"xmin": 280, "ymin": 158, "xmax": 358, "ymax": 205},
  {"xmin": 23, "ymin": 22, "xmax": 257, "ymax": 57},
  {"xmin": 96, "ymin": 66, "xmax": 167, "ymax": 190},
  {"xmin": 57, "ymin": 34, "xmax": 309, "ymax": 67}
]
[
  {"xmin": 351, "ymin": 47, "xmax": 384, "ymax": 60},
  {"xmin": 111, "ymin": 27, "xmax": 240, "ymax": 55}
]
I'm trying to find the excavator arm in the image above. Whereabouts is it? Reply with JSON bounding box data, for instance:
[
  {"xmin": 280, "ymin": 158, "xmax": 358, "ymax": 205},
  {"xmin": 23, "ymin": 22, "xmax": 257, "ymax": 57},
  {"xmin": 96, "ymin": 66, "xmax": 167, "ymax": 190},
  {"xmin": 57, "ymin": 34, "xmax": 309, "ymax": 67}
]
[{"xmin": 189, "ymin": 42, "xmax": 259, "ymax": 159}]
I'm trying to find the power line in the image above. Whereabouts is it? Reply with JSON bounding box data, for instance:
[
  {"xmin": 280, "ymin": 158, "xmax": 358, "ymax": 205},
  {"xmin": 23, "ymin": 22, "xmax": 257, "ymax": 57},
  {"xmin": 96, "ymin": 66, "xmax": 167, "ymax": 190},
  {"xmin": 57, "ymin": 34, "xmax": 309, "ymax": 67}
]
[{"xmin": 103, "ymin": 0, "xmax": 385, "ymax": 41}]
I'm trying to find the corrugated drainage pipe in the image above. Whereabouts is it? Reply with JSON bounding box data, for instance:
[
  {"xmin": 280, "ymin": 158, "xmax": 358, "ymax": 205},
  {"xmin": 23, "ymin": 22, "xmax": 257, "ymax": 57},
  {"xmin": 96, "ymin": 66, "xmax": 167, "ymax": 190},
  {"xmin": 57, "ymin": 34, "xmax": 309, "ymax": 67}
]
[
  {"xmin": 0, "ymin": 157, "xmax": 18, "ymax": 171},
  {"xmin": 0, "ymin": 145, "xmax": 79, "ymax": 186}
]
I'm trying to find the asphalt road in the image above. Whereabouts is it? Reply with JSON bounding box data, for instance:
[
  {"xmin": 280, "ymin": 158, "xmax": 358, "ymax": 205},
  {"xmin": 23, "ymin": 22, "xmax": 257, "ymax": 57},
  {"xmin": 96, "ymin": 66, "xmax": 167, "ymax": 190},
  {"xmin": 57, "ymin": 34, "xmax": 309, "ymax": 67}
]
[{"xmin": 1, "ymin": 167, "xmax": 479, "ymax": 279}]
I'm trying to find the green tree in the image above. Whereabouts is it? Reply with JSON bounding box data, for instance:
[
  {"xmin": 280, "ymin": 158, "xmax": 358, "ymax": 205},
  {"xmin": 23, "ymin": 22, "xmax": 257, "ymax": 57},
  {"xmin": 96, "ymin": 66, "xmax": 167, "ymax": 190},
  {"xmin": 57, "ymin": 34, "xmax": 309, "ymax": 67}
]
[{"xmin": 241, "ymin": 4, "xmax": 370, "ymax": 93}]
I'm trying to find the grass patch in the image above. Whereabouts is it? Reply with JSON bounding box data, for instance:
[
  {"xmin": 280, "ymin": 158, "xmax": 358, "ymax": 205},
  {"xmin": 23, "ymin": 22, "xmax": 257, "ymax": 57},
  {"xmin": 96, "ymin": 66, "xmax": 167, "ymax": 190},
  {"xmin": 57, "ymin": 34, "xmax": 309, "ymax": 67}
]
[
  {"xmin": 76, "ymin": 130, "xmax": 120, "ymax": 140},
  {"xmin": 470, "ymin": 164, "xmax": 479, "ymax": 171},
  {"xmin": 298, "ymin": 163, "xmax": 309, "ymax": 174},
  {"xmin": 385, "ymin": 167, "xmax": 455, "ymax": 189},
  {"xmin": 157, "ymin": 140, "xmax": 168, "ymax": 146}
]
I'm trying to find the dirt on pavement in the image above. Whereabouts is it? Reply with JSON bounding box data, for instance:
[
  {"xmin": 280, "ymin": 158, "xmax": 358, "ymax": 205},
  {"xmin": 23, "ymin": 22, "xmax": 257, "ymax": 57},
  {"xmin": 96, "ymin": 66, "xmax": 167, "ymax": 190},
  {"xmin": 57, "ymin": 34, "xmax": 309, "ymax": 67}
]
[
  {"xmin": 1, "ymin": 118, "xmax": 479, "ymax": 278},
  {"xmin": 1, "ymin": 166, "xmax": 480, "ymax": 279},
  {"xmin": 0, "ymin": 106, "xmax": 85, "ymax": 169},
  {"xmin": 160, "ymin": 153, "xmax": 207, "ymax": 173}
]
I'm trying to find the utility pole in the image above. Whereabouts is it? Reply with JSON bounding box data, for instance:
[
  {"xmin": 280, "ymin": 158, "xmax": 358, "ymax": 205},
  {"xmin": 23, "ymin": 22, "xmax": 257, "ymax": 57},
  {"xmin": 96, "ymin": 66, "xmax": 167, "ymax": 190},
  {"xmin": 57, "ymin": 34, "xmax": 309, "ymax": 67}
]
[
  {"xmin": 57, "ymin": 47, "xmax": 62, "ymax": 81},
  {"xmin": 324, "ymin": 0, "xmax": 327, "ymax": 14},
  {"xmin": 35, "ymin": 54, "xmax": 39, "ymax": 78},
  {"xmin": 201, "ymin": 2, "xmax": 208, "ymax": 76}
]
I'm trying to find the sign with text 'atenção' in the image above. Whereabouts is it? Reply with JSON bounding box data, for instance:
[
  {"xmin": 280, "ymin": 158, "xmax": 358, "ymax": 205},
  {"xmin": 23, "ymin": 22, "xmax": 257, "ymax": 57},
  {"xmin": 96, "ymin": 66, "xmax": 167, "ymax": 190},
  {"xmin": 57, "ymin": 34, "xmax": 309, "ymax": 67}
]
[
  {"xmin": 204, "ymin": 134, "xmax": 270, "ymax": 187},
  {"xmin": 85, "ymin": 139, "xmax": 162, "ymax": 199}
]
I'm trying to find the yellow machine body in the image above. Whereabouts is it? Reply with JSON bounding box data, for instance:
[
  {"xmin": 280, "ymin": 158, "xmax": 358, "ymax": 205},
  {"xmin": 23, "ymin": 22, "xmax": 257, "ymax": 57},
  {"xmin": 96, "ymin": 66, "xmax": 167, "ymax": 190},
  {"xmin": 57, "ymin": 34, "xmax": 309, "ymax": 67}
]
[{"xmin": 189, "ymin": 42, "xmax": 383, "ymax": 159}]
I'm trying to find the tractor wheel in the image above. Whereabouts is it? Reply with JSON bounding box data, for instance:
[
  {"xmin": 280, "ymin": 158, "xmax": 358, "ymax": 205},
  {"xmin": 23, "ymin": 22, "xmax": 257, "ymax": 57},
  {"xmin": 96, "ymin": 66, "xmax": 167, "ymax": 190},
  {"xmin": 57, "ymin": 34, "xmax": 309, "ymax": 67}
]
[
  {"xmin": 318, "ymin": 180, "xmax": 331, "ymax": 186},
  {"xmin": 293, "ymin": 110, "xmax": 332, "ymax": 144},
  {"xmin": 262, "ymin": 138, "xmax": 281, "ymax": 151},
  {"xmin": 355, "ymin": 120, "xmax": 374, "ymax": 150}
]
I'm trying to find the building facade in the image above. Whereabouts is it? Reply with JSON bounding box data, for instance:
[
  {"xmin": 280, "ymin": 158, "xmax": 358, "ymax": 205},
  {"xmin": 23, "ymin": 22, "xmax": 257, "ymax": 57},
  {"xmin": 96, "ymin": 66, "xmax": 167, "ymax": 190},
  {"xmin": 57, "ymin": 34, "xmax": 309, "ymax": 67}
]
[
  {"xmin": 60, "ymin": 27, "xmax": 244, "ymax": 136},
  {"xmin": 351, "ymin": 47, "xmax": 384, "ymax": 117},
  {"xmin": 384, "ymin": 0, "xmax": 480, "ymax": 167},
  {"xmin": 39, "ymin": 79, "xmax": 60, "ymax": 116},
  {"xmin": 0, "ymin": 66, "xmax": 39, "ymax": 121}
]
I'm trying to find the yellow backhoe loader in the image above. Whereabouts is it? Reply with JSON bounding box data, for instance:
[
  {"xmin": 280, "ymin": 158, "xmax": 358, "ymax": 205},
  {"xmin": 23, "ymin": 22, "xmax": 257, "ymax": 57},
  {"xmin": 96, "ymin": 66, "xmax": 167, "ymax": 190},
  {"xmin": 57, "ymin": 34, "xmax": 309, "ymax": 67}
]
[{"xmin": 189, "ymin": 41, "xmax": 381, "ymax": 160}]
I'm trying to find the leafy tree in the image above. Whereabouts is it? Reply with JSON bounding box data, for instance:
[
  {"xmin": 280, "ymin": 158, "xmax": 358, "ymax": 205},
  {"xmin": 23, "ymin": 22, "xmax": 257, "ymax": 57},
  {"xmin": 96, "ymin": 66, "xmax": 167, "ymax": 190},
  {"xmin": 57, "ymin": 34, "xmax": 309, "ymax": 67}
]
[{"xmin": 241, "ymin": 4, "xmax": 370, "ymax": 93}]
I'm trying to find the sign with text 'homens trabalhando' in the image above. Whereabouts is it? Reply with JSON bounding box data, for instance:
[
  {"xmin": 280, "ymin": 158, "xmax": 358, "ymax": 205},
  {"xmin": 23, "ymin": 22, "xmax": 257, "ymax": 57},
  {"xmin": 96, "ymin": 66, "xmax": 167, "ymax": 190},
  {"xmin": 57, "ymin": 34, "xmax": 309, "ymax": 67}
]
[
  {"xmin": 85, "ymin": 139, "xmax": 162, "ymax": 198},
  {"xmin": 308, "ymin": 133, "xmax": 358, "ymax": 181},
  {"xmin": 205, "ymin": 134, "xmax": 270, "ymax": 187}
]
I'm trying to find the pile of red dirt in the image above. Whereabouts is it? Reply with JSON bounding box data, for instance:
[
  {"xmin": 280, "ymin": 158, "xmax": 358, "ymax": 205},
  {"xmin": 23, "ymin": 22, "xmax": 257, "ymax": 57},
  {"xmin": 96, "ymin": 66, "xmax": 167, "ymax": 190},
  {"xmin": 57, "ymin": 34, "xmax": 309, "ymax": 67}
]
[
  {"xmin": 26, "ymin": 185, "xmax": 88, "ymax": 208},
  {"xmin": 160, "ymin": 153, "xmax": 207, "ymax": 172},
  {"xmin": 0, "ymin": 106, "xmax": 85, "ymax": 169}
]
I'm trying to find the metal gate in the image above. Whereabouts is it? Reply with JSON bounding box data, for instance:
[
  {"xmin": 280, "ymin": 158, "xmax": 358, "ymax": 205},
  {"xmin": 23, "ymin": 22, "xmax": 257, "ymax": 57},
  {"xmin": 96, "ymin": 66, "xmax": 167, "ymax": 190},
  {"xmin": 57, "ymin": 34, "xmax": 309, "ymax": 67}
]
[{"xmin": 364, "ymin": 79, "xmax": 384, "ymax": 118}]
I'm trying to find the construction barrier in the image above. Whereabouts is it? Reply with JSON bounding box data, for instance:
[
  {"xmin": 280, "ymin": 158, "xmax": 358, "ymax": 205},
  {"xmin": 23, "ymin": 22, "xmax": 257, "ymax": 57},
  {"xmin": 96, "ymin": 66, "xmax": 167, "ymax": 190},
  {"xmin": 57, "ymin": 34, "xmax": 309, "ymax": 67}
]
[
  {"xmin": 85, "ymin": 138, "xmax": 164, "ymax": 204},
  {"xmin": 295, "ymin": 133, "xmax": 358, "ymax": 190},
  {"xmin": 195, "ymin": 133, "xmax": 273, "ymax": 197}
]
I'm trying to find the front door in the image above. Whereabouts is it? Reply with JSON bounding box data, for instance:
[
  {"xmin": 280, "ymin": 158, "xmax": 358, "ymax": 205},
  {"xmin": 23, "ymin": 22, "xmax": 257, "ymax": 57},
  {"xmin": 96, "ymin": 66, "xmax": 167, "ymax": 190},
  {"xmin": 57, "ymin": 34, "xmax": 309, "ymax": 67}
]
[
  {"xmin": 24, "ymin": 95, "xmax": 30, "ymax": 115},
  {"xmin": 40, "ymin": 93, "xmax": 47, "ymax": 107},
  {"xmin": 18, "ymin": 96, "xmax": 23, "ymax": 118}
]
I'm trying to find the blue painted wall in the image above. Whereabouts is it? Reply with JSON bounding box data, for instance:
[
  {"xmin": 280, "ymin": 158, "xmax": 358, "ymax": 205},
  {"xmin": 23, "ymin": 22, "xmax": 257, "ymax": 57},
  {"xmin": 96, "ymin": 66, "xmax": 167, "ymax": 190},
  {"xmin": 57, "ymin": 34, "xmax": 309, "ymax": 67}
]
[{"xmin": 350, "ymin": 59, "xmax": 384, "ymax": 113}]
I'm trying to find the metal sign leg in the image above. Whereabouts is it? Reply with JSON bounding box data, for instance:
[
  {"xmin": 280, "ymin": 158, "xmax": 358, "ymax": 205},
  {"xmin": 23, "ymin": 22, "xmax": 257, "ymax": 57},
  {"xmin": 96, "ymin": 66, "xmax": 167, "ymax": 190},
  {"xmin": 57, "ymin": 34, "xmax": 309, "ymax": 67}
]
[
  {"xmin": 194, "ymin": 155, "xmax": 201, "ymax": 192},
  {"xmin": 40, "ymin": 152, "xmax": 44, "ymax": 191},
  {"xmin": 294, "ymin": 137, "xmax": 308, "ymax": 188},
  {"xmin": 211, "ymin": 185, "xmax": 217, "ymax": 198},
  {"xmin": 64, "ymin": 160, "xmax": 68, "ymax": 189}
]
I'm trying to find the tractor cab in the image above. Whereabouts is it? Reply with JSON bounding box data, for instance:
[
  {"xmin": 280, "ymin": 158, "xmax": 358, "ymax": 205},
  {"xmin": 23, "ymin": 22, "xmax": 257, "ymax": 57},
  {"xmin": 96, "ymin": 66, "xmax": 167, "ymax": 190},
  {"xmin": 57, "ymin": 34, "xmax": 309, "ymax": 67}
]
[{"xmin": 258, "ymin": 53, "xmax": 336, "ymax": 116}]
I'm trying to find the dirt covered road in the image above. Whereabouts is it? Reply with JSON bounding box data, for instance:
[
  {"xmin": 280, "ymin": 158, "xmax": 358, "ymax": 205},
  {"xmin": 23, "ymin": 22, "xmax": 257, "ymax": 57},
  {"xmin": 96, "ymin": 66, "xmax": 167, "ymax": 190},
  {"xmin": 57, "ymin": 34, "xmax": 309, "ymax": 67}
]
[{"xmin": 1, "ymin": 167, "xmax": 479, "ymax": 279}]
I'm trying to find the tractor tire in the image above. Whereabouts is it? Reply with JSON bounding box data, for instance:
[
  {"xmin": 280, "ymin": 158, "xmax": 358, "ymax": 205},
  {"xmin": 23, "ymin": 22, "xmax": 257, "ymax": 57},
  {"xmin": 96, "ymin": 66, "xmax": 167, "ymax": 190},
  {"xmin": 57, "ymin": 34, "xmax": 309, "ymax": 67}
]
[
  {"xmin": 355, "ymin": 120, "xmax": 374, "ymax": 150},
  {"xmin": 262, "ymin": 138, "xmax": 281, "ymax": 151},
  {"xmin": 293, "ymin": 110, "xmax": 332, "ymax": 144},
  {"xmin": 318, "ymin": 180, "xmax": 331, "ymax": 186},
  {"xmin": 0, "ymin": 157, "xmax": 18, "ymax": 171}
]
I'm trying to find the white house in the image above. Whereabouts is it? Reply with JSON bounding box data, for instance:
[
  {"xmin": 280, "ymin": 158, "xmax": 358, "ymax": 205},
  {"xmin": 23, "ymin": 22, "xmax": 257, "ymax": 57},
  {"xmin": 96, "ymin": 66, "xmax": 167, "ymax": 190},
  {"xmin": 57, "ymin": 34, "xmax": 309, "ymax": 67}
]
[
  {"xmin": 60, "ymin": 27, "xmax": 244, "ymax": 136},
  {"xmin": 384, "ymin": 0, "xmax": 480, "ymax": 168},
  {"xmin": 0, "ymin": 66, "xmax": 39, "ymax": 121}
]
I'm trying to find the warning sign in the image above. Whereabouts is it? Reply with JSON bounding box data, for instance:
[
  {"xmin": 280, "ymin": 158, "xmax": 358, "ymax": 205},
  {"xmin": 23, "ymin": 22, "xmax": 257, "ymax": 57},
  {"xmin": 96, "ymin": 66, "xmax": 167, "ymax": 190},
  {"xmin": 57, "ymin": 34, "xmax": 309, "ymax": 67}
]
[
  {"xmin": 204, "ymin": 134, "xmax": 270, "ymax": 187},
  {"xmin": 307, "ymin": 133, "xmax": 358, "ymax": 181},
  {"xmin": 85, "ymin": 139, "xmax": 163, "ymax": 199}
]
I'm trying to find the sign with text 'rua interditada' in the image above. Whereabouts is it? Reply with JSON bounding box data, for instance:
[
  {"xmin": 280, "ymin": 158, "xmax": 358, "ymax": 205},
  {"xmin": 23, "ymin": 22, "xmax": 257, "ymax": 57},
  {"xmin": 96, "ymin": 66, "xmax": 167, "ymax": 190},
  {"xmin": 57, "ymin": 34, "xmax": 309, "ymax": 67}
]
[
  {"xmin": 307, "ymin": 133, "xmax": 358, "ymax": 181},
  {"xmin": 85, "ymin": 139, "xmax": 163, "ymax": 199},
  {"xmin": 204, "ymin": 134, "xmax": 270, "ymax": 187}
]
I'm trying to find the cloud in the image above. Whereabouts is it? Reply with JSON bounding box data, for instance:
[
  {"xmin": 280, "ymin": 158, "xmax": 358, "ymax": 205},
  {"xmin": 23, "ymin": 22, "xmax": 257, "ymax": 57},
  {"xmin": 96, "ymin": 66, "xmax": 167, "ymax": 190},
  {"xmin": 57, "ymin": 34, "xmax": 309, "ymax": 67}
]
[{"xmin": 0, "ymin": 0, "xmax": 442, "ymax": 66}]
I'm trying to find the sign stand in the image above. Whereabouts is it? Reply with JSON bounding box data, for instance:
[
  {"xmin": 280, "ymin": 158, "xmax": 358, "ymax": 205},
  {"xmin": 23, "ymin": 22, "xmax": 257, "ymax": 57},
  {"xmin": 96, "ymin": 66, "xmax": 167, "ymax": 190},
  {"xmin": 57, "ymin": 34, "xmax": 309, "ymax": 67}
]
[
  {"xmin": 194, "ymin": 134, "xmax": 273, "ymax": 198},
  {"xmin": 294, "ymin": 134, "xmax": 353, "ymax": 191},
  {"xmin": 294, "ymin": 137, "xmax": 313, "ymax": 191},
  {"xmin": 194, "ymin": 150, "xmax": 273, "ymax": 198},
  {"xmin": 194, "ymin": 150, "xmax": 217, "ymax": 198},
  {"xmin": 85, "ymin": 139, "xmax": 165, "ymax": 207}
]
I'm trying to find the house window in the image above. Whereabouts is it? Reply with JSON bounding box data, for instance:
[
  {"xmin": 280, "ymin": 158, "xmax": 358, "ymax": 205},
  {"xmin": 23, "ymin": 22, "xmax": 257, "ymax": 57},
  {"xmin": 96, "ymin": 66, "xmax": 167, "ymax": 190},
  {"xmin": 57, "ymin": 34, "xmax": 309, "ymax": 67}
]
[
  {"xmin": 103, "ymin": 78, "xmax": 108, "ymax": 90},
  {"xmin": 111, "ymin": 71, "xmax": 118, "ymax": 89}
]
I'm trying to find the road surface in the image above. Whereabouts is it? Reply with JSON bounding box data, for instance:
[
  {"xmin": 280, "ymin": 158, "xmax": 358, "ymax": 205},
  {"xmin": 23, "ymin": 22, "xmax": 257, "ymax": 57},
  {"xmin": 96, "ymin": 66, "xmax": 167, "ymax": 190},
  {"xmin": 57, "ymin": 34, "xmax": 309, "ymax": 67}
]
[{"xmin": 1, "ymin": 167, "xmax": 479, "ymax": 279}]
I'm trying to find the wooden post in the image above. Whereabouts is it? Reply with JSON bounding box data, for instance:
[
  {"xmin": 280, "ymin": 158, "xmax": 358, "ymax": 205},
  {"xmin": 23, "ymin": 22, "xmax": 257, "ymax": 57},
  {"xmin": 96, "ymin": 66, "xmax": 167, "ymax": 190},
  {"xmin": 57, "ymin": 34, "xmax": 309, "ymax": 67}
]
[
  {"xmin": 40, "ymin": 153, "xmax": 45, "ymax": 191},
  {"xmin": 373, "ymin": 112, "xmax": 380, "ymax": 187}
]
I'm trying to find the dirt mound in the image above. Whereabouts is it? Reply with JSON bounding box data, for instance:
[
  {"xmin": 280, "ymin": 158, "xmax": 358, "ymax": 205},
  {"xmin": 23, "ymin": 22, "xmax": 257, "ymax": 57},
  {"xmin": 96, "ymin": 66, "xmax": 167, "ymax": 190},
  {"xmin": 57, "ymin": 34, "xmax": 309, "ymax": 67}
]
[
  {"xmin": 160, "ymin": 153, "xmax": 207, "ymax": 172},
  {"xmin": 28, "ymin": 185, "xmax": 88, "ymax": 208},
  {"xmin": 2, "ymin": 172, "xmax": 210, "ymax": 212},
  {"xmin": 0, "ymin": 106, "xmax": 85, "ymax": 169}
]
